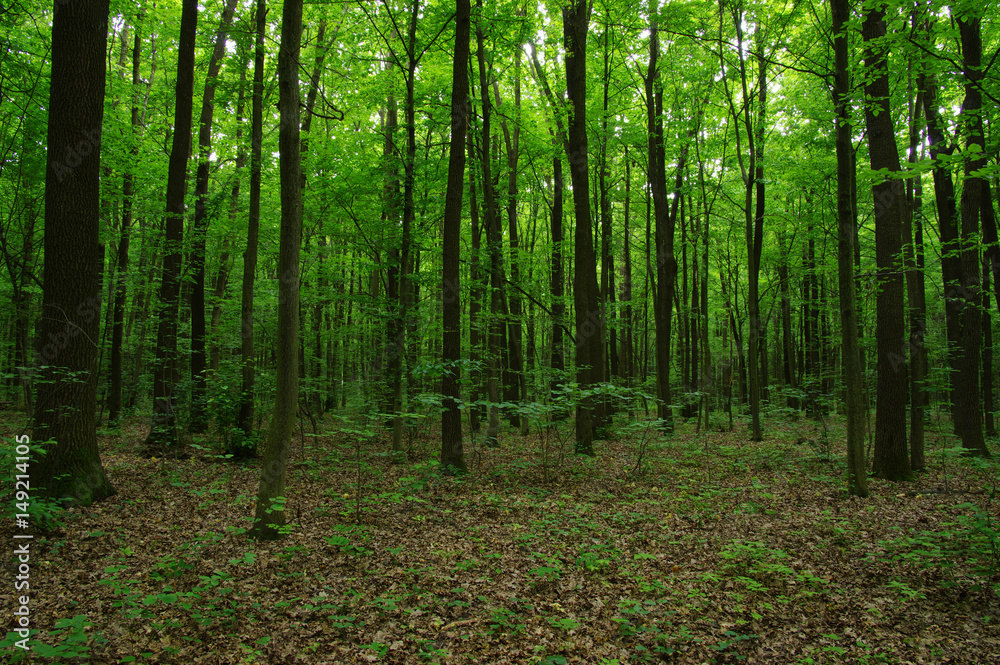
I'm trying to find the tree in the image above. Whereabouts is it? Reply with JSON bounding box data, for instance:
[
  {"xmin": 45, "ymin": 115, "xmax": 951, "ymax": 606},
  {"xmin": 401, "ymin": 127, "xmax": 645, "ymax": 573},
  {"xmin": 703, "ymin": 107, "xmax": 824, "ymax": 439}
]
[
  {"xmin": 953, "ymin": 14, "xmax": 988, "ymax": 456},
  {"xmin": 646, "ymin": 5, "xmax": 677, "ymax": 431},
  {"xmin": 144, "ymin": 0, "xmax": 198, "ymax": 454},
  {"xmin": 32, "ymin": 0, "xmax": 115, "ymax": 505},
  {"xmin": 832, "ymin": 0, "xmax": 868, "ymax": 497},
  {"xmin": 440, "ymin": 0, "xmax": 471, "ymax": 474},
  {"xmin": 236, "ymin": 0, "xmax": 267, "ymax": 449},
  {"xmin": 862, "ymin": 3, "xmax": 909, "ymax": 481},
  {"xmin": 252, "ymin": 0, "xmax": 303, "ymax": 540},
  {"xmin": 109, "ymin": 16, "xmax": 143, "ymax": 425},
  {"xmin": 189, "ymin": 0, "xmax": 239, "ymax": 434},
  {"xmin": 563, "ymin": 0, "xmax": 604, "ymax": 455}
]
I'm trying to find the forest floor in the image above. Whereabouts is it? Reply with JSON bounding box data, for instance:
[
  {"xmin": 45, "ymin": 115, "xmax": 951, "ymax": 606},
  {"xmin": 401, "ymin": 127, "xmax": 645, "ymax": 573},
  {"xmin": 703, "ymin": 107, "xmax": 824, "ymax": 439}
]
[{"xmin": 2, "ymin": 408, "xmax": 1000, "ymax": 664}]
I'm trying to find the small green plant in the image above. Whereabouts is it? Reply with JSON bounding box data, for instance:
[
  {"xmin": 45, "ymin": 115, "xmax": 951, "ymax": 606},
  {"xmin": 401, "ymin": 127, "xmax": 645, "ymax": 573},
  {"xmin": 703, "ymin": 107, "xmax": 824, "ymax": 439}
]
[
  {"xmin": 32, "ymin": 615, "xmax": 105, "ymax": 660},
  {"xmin": 576, "ymin": 550, "xmax": 611, "ymax": 572},
  {"xmin": 885, "ymin": 580, "xmax": 925, "ymax": 601},
  {"xmin": 545, "ymin": 616, "xmax": 581, "ymax": 631}
]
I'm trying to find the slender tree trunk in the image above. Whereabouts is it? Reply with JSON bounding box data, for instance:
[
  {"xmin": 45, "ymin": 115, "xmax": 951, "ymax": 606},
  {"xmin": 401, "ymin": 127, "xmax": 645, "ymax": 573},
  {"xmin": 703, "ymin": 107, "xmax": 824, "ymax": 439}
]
[
  {"xmin": 985, "ymin": 265, "xmax": 996, "ymax": 437},
  {"xmin": 599, "ymin": 27, "xmax": 618, "ymax": 384},
  {"xmin": 832, "ymin": 0, "xmax": 869, "ymax": 496},
  {"xmin": 251, "ymin": 0, "xmax": 302, "ymax": 540},
  {"xmin": 494, "ymin": 59, "xmax": 529, "ymax": 434},
  {"xmin": 920, "ymin": 73, "xmax": 962, "ymax": 427},
  {"xmin": 190, "ymin": 0, "xmax": 238, "ymax": 434},
  {"xmin": 467, "ymin": 131, "xmax": 484, "ymax": 432},
  {"xmin": 748, "ymin": 39, "xmax": 766, "ymax": 439},
  {"xmin": 905, "ymin": 76, "xmax": 927, "ymax": 471},
  {"xmin": 621, "ymin": 149, "xmax": 633, "ymax": 384},
  {"xmin": 144, "ymin": 0, "xmax": 198, "ymax": 453},
  {"xmin": 863, "ymin": 6, "xmax": 909, "ymax": 479},
  {"xmin": 475, "ymin": 17, "xmax": 503, "ymax": 447},
  {"xmin": 549, "ymin": 135, "xmax": 567, "ymax": 420},
  {"xmin": 647, "ymin": 11, "xmax": 677, "ymax": 431},
  {"xmin": 440, "ymin": 0, "xmax": 471, "ymax": 473},
  {"xmin": 109, "ymin": 20, "xmax": 143, "ymax": 425},
  {"xmin": 212, "ymin": 53, "xmax": 247, "ymax": 377},
  {"xmin": 235, "ymin": 0, "xmax": 266, "ymax": 450}
]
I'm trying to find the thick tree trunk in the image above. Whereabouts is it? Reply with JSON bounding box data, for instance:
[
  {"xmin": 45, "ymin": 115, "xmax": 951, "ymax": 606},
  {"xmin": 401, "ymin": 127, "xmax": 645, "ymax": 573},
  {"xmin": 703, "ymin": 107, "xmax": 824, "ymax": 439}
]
[
  {"xmin": 144, "ymin": 0, "xmax": 198, "ymax": 453},
  {"xmin": 252, "ymin": 0, "xmax": 302, "ymax": 540},
  {"xmin": 564, "ymin": 0, "xmax": 604, "ymax": 454},
  {"xmin": 863, "ymin": 6, "xmax": 909, "ymax": 480},
  {"xmin": 32, "ymin": 0, "xmax": 115, "ymax": 505},
  {"xmin": 440, "ymin": 0, "xmax": 471, "ymax": 473},
  {"xmin": 954, "ymin": 17, "xmax": 988, "ymax": 456}
]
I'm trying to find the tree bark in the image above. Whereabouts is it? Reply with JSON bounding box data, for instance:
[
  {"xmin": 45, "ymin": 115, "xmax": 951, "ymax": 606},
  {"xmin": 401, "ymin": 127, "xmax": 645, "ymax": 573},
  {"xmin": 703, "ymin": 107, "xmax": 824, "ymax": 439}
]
[
  {"xmin": 32, "ymin": 0, "xmax": 115, "ymax": 505},
  {"xmin": 190, "ymin": 0, "xmax": 238, "ymax": 434},
  {"xmin": 904, "ymin": 77, "xmax": 927, "ymax": 471},
  {"xmin": 564, "ymin": 0, "xmax": 604, "ymax": 454},
  {"xmin": 235, "ymin": 0, "xmax": 267, "ymax": 451},
  {"xmin": 863, "ymin": 6, "xmax": 909, "ymax": 480},
  {"xmin": 143, "ymin": 0, "xmax": 198, "ymax": 453},
  {"xmin": 440, "ymin": 0, "xmax": 471, "ymax": 473},
  {"xmin": 252, "ymin": 0, "xmax": 302, "ymax": 540},
  {"xmin": 954, "ymin": 16, "xmax": 988, "ymax": 456},
  {"xmin": 109, "ymin": 18, "xmax": 143, "ymax": 425},
  {"xmin": 647, "ymin": 10, "xmax": 677, "ymax": 431},
  {"xmin": 475, "ymin": 16, "xmax": 504, "ymax": 447},
  {"xmin": 920, "ymin": 72, "xmax": 962, "ymax": 427},
  {"xmin": 832, "ymin": 0, "xmax": 869, "ymax": 496}
]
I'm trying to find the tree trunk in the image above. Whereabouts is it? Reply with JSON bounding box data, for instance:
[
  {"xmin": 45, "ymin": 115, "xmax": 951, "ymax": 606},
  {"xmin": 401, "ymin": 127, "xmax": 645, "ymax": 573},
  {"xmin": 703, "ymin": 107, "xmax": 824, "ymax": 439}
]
[
  {"xmin": 467, "ymin": 130, "xmax": 484, "ymax": 432},
  {"xmin": 550, "ymin": 135, "xmax": 567, "ymax": 419},
  {"xmin": 954, "ymin": 16, "xmax": 988, "ymax": 456},
  {"xmin": 251, "ymin": 0, "xmax": 302, "ymax": 540},
  {"xmin": 109, "ymin": 19, "xmax": 143, "ymax": 425},
  {"xmin": 235, "ymin": 0, "xmax": 266, "ymax": 452},
  {"xmin": 475, "ymin": 17, "xmax": 504, "ymax": 447},
  {"xmin": 32, "ymin": 0, "xmax": 115, "ymax": 505},
  {"xmin": 494, "ymin": 60, "xmax": 529, "ymax": 434},
  {"xmin": 143, "ymin": 0, "xmax": 198, "ymax": 453},
  {"xmin": 621, "ymin": 149, "xmax": 633, "ymax": 384},
  {"xmin": 212, "ymin": 53, "xmax": 247, "ymax": 377},
  {"xmin": 905, "ymin": 78, "xmax": 927, "ymax": 471},
  {"xmin": 863, "ymin": 6, "xmax": 909, "ymax": 480},
  {"xmin": 564, "ymin": 0, "xmax": 604, "ymax": 454},
  {"xmin": 985, "ymin": 265, "xmax": 996, "ymax": 437},
  {"xmin": 440, "ymin": 0, "xmax": 471, "ymax": 474},
  {"xmin": 920, "ymin": 73, "xmax": 962, "ymax": 427},
  {"xmin": 647, "ymin": 11, "xmax": 677, "ymax": 431},
  {"xmin": 190, "ymin": 0, "xmax": 238, "ymax": 434},
  {"xmin": 832, "ymin": 0, "xmax": 869, "ymax": 496}
]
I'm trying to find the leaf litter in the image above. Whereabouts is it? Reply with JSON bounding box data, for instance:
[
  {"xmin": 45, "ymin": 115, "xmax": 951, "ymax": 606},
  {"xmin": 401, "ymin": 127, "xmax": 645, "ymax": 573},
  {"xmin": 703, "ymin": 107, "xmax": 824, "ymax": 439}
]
[{"xmin": 2, "ymin": 414, "xmax": 999, "ymax": 664}]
